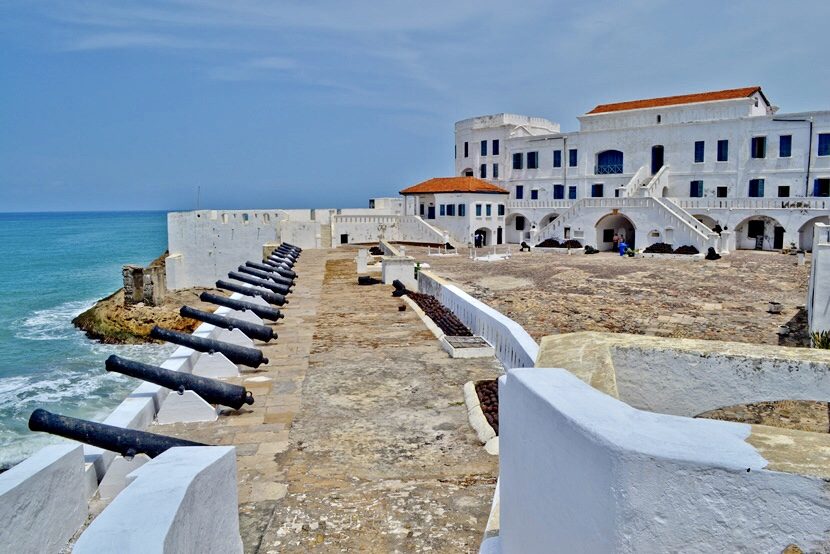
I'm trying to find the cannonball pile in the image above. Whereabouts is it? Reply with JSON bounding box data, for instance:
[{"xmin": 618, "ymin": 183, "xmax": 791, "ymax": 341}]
[
  {"xmin": 408, "ymin": 292, "xmax": 472, "ymax": 337},
  {"xmin": 475, "ymin": 379, "xmax": 499, "ymax": 435}
]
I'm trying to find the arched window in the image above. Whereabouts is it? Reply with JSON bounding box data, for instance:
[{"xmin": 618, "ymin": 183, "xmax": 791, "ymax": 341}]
[{"xmin": 596, "ymin": 150, "xmax": 624, "ymax": 174}]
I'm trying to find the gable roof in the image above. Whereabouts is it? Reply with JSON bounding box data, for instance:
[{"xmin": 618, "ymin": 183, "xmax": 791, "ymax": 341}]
[
  {"xmin": 399, "ymin": 176, "xmax": 509, "ymax": 195},
  {"xmin": 586, "ymin": 86, "xmax": 764, "ymax": 115}
]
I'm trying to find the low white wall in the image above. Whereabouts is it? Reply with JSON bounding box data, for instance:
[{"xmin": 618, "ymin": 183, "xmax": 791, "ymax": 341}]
[
  {"xmin": 499, "ymin": 368, "xmax": 830, "ymax": 553},
  {"xmin": 808, "ymin": 223, "xmax": 830, "ymax": 334},
  {"xmin": 0, "ymin": 444, "xmax": 88, "ymax": 553},
  {"xmin": 417, "ymin": 271, "xmax": 538, "ymax": 368},
  {"xmin": 74, "ymin": 446, "xmax": 242, "ymax": 553},
  {"xmin": 612, "ymin": 345, "xmax": 830, "ymax": 416}
]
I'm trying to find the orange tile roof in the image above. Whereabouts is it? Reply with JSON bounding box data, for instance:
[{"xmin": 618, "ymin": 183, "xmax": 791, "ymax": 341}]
[
  {"xmin": 399, "ymin": 176, "xmax": 509, "ymax": 195},
  {"xmin": 586, "ymin": 86, "xmax": 763, "ymax": 115}
]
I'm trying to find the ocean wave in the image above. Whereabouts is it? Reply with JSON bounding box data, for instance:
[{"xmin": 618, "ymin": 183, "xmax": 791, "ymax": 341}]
[{"xmin": 15, "ymin": 299, "xmax": 96, "ymax": 341}]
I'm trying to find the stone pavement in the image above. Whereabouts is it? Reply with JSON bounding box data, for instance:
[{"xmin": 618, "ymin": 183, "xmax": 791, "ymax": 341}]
[{"xmin": 159, "ymin": 247, "xmax": 501, "ymax": 553}]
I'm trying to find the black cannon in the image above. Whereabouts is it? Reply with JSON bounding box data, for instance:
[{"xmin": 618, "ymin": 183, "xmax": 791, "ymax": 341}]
[
  {"xmin": 237, "ymin": 266, "xmax": 294, "ymax": 286},
  {"xmin": 228, "ymin": 271, "xmax": 292, "ymax": 295},
  {"xmin": 29, "ymin": 408, "xmax": 206, "ymax": 459},
  {"xmin": 105, "ymin": 355, "xmax": 255, "ymax": 410},
  {"xmin": 149, "ymin": 326, "xmax": 269, "ymax": 368},
  {"xmin": 267, "ymin": 255, "xmax": 295, "ymax": 267},
  {"xmin": 180, "ymin": 305, "xmax": 276, "ymax": 342},
  {"xmin": 216, "ymin": 280, "xmax": 287, "ymax": 306},
  {"xmin": 256, "ymin": 261, "xmax": 297, "ymax": 279},
  {"xmin": 280, "ymin": 242, "xmax": 302, "ymax": 252},
  {"xmin": 392, "ymin": 279, "xmax": 409, "ymax": 297},
  {"xmin": 274, "ymin": 244, "xmax": 300, "ymax": 254},
  {"xmin": 199, "ymin": 292, "xmax": 284, "ymax": 322}
]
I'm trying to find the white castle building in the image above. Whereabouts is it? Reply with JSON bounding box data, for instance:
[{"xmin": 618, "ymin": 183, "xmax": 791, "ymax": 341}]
[{"xmin": 402, "ymin": 86, "xmax": 830, "ymax": 252}]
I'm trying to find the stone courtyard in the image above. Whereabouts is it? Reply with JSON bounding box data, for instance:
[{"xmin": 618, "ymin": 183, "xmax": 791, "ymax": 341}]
[{"xmin": 411, "ymin": 248, "xmax": 811, "ymax": 347}]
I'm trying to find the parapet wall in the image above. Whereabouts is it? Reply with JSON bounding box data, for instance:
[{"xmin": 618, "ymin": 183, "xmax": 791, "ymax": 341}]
[{"xmin": 808, "ymin": 222, "xmax": 830, "ymax": 335}]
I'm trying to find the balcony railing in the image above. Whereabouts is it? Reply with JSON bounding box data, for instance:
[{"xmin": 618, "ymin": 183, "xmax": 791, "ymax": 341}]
[{"xmin": 594, "ymin": 164, "xmax": 624, "ymax": 174}]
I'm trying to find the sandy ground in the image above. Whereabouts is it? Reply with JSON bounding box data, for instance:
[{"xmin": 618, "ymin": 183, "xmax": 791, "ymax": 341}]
[{"xmin": 410, "ymin": 247, "xmax": 811, "ymax": 347}]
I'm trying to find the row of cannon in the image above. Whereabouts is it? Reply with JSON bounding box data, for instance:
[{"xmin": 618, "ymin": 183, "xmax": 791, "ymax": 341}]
[{"xmin": 28, "ymin": 243, "xmax": 303, "ymax": 460}]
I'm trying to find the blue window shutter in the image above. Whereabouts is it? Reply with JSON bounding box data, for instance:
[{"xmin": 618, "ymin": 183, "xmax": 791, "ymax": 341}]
[
  {"xmin": 568, "ymin": 186, "xmax": 577, "ymax": 199},
  {"xmin": 759, "ymin": 179, "xmax": 764, "ymax": 197},
  {"xmin": 481, "ymin": 141, "xmax": 487, "ymax": 156},
  {"xmin": 516, "ymin": 185, "xmax": 524, "ymax": 199},
  {"xmin": 492, "ymin": 140, "xmax": 500, "ymax": 155},
  {"xmin": 694, "ymin": 141, "xmax": 704, "ymax": 163},
  {"xmin": 819, "ymin": 134, "xmax": 830, "ymax": 156},
  {"xmin": 553, "ymin": 150, "xmax": 561, "ymax": 167}
]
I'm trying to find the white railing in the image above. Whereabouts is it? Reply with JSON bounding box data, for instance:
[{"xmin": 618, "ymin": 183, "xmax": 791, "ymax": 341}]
[
  {"xmin": 507, "ymin": 200, "xmax": 575, "ymax": 210},
  {"xmin": 655, "ymin": 198, "xmax": 718, "ymax": 241},
  {"xmin": 621, "ymin": 165, "xmax": 649, "ymax": 198},
  {"xmin": 534, "ymin": 200, "xmax": 586, "ymax": 241},
  {"xmin": 641, "ymin": 165, "xmax": 670, "ymax": 197},
  {"xmin": 332, "ymin": 215, "xmax": 399, "ymax": 224},
  {"xmin": 674, "ymin": 198, "xmax": 829, "ymax": 210},
  {"xmin": 417, "ymin": 271, "xmax": 538, "ymax": 369},
  {"xmin": 399, "ymin": 215, "xmax": 448, "ymax": 244}
]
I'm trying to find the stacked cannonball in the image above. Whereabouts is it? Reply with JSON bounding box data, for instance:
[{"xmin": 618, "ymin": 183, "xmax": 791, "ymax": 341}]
[
  {"xmin": 475, "ymin": 379, "xmax": 499, "ymax": 435},
  {"xmin": 408, "ymin": 292, "xmax": 472, "ymax": 337}
]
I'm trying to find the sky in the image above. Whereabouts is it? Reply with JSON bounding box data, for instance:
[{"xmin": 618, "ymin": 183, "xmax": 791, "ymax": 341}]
[{"xmin": 1, "ymin": 0, "xmax": 829, "ymax": 212}]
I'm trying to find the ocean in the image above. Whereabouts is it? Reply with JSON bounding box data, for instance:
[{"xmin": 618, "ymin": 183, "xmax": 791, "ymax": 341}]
[{"xmin": 0, "ymin": 211, "xmax": 174, "ymax": 468}]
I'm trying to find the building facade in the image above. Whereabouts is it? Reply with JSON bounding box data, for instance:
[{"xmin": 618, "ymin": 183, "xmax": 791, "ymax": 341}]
[{"xmin": 452, "ymin": 87, "xmax": 830, "ymax": 251}]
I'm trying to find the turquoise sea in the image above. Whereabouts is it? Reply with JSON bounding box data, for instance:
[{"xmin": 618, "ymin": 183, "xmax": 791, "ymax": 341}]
[{"xmin": 0, "ymin": 211, "xmax": 174, "ymax": 468}]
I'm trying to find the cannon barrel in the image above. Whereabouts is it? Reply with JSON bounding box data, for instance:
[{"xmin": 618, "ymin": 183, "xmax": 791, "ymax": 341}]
[
  {"xmin": 199, "ymin": 292, "xmax": 284, "ymax": 321},
  {"xmin": 267, "ymin": 255, "xmax": 295, "ymax": 268},
  {"xmin": 280, "ymin": 242, "xmax": 302, "ymax": 252},
  {"xmin": 274, "ymin": 244, "xmax": 300, "ymax": 254},
  {"xmin": 105, "ymin": 355, "xmax": 255, "ymax": 410},
  {"xmin": 237, "ymin": 266, "xmax": 294, "ymax": 286},
  {"xmin": 392, "ymin": 279, "xmax": 407, "ymax": 291},
  {"xmin": 268, "ymin": 252, "xmax": 296, "ymax": 263},
  {"xmin": 149, "ymin": 326, "xmax": 269, "ymax": 367},
  {"xmin": 180, "ymin": 305, "xmax": 276, "ymax": 342},
  {"xmin": 216, "ymin": 280, "xmax": 287, "ymax": 306},
  {"xmin": 228, "ymin": 271, "xmax": 292, "ymax": 295},
  {"xmin": 28, "ymin": 408, "xmax": 206, "ymax": 458},
  {"xmin": 258, "ymin": 261, "xmax": 297, "ymax": 279},
  {"xmin": 273, "ymin": 248, "xmax": 298, "ymax": 259}
]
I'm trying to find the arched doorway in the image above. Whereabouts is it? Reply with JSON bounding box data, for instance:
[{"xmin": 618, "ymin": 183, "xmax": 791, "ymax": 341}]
[
  {"xmin": 596, "ymin": 150, "xmax": 624, "ymax": 174},
  {"xmin": 505, "ymin": 213, "xmax": 531, "ymax": 244},
  {"xmin": 651, "ymin": 145, "xmax": 664, "ymax": 174},
  {"xmin": 734, "ymin": 215, "xmax": 785, "ymax": 250},
  {"xmin": 595, "ymin": 213, "xmax": 636, "ymax": 251},
  {"xmin": 799, "ymin": 215, "xmax": 830, "ymax": 251},
  {"xmin": 539, "ymin": 212, "xmax": 560, "ymax": 228},
  {"xmin": 661, "ymin": 186, "xmax": 670, "ymax": 197},
  {"xmin": 473, "ymin": 227, "xmax": 491, "ymax": 247},
  {"xmin": 461, "ymin": 168, "xmax": 474, "ymax": 177},
  {"xmin": 692, "ymin": 214, "xmax": 719, "ymax": 232}
]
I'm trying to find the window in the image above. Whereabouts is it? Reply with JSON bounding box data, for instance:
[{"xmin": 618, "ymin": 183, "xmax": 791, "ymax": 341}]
[
  {"xmin": 454, "ymin": 145, "xmax": 456, "ymax": 159},
  {"xmin": 596, "ymin": 150, "xmax": 623, "ymax": 174},
  {"xmin": 458, "ymin": 204, "xmax": 466, "ymax": 217},
  {"xmin": 657, "ymin": 114, "xmax": 662, "ymax": 124},
  {"xmin": 515, "ymin": 216, "xmax": 526, "ymax": 231},
  {"xmin": 480, "ymin": 164, "xmax": 487, "ymax": 179},
  {"xmin": 492, "ymin": 139, "xmax": 500, "ymax": 155},
  {"xmin": 553, "ymin": 184, "xmax": 564, "ymax": 199},
  {"xmin": 747, "ymin": 220, "xmax": 765, "ymax": 238},
  {"xmin": 814, "ymin": 178, "xmax": 830, "ymax": 197},
  {"xmin": 553, "ymin": 149, "xmax": 562, "ymax": 168},
  {"xmin": 751, "ymin": 136, "xmax": 766, "ymax": 159},
  {"xmin": 512, "ymin": 152, "xmax": 524, "ymax": 169},
  {"xmin": 819, "ymin": 133, "xmax": 830, "ymax": 156},
  {"xmin": 419, "ymin": 203, "xmax": 424, "ymax": 216},
  {"xmin": 515, "ymin": 185, "xmax": 524, "ymax": 199},
  {"xmin": 498, "ymin": 204, "xmax": 505, "ymax": 216},
  {"xmin": 591, "ymin": 183, "xmax": 604, "ymax": 198},
  {"xmin": 717, "ymin": 140, "xmax": 729, "ymax": 162},
  {"xmin": 717, "ymin": 186, "xmax": 728, "ymax": 198},
  {"xmin": 569, "ymin": 149, "xmax": 578, "ymax": 167},
  {"xmin": 493, "ymin": 163, "xmax": 499, "ymax": 179},
  {"xmin": 689, "ymin": 180, "xmax": 703, "ymax": 198},
  {"xmin": 779, "ymin": 135, "xmax": 792, "ymax": 158},
  {"xmin": 694, "ymin": 141, "xmax": 705, "ymax": 163},
  {"xmin": 530, "ymin": 189, "xmax": 539, "ymax": 200},
  {"xmin": 475, "ymin": 204, "xmax": 482, "ymax": 217},
  {"xmin": 486, "ymin": 204, "xmax": 492, "ymax": 216},
  {"xmin": 464, "ymin": 169, "xmax": 474, "ymax": 177},
  {"xmin": 778, "ymin": 186, "xmax": 790, "ymax": 198},
  {"xmin": 464, "ymin": 142, "xmax": 469, "ymax": 157},
  {"xmin": 748, "ymin": 178, "xmax": 765, "ymax": 197},
  {"xmin": 527, "ymin": 151, "xmax": 539, "ymax": 169},
  {"xmin": 568, "ymin": 185, "xmax": 577, "ymax": 199},
  {"xmin": 481, "ymin": 141, "xmax": 487, "ymax": 156},
  {"xmin": 439, "ymin": 204, "xmax": 446, "ymax": 216},
  {"xmin": 447, "ymin": 204, "xmax": 456, "ymax": 216}
]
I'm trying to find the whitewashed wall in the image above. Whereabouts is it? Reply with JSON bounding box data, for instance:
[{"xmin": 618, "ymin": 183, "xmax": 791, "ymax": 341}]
[
  {"xmin": 499, "ymin": 368, "xmax": 830, "ymax": 553},
  {"xmin": 808, "ymin": 223, "xmax": 830, "ymax": 334},
  {"xmin": 417, "ymin": 271, "xmax": 537, "ymax": 368}
]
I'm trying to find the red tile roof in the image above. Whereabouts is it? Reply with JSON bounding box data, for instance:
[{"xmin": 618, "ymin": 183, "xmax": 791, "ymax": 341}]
[
  {"xmin": 586, "ymin": 86, "xmax": 763, "ymax": 115},
  {"xmin": 400, "ymin": 176, "xmax": 509, "ymax": 195}
]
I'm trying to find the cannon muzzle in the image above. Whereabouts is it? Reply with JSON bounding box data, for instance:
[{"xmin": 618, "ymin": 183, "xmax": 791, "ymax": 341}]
[
  {"xmin": 199, "ymin": 292, "xmax": 284, "ymax": 321},
  {"xmin": 279, "ymin": 242, "xmax": 302, "ymax": 252},
  {"xmin": 150, "ymin": 326, "xmax": 269, "ymax": 367},
  {"xmin": 28, "ymin": 408, "xmax": 207, "ymax": 458},
  {"xmin": 262, "ymin": 260, "xmax": 297, "ymax": 279},
  {"xmin": 267, "ymin": 254, "xmax": 296, "ymax": 267},
  {"xmin": 216, "ymin": 280, "xmax": 287, "ymax": 306},
  {"xmin": 237, "ymin": 266, "xmax": 294, "ymax": 287},
  {"xmin": 180, "ymin": 305, "xmax": 275, "ymax": 342},
  {"xmin": 228, "ymin": 271, "xmax": 292, "ymax": 295},
  {"xmin": 106, "ymin": 355, "xmax": 255, "ymax": 410}
]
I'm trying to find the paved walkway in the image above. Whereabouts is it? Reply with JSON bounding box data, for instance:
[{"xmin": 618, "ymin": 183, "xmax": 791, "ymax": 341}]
[{"xmin": 161, "ymin": 248, "xmax": 501, "ymax": 553}]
